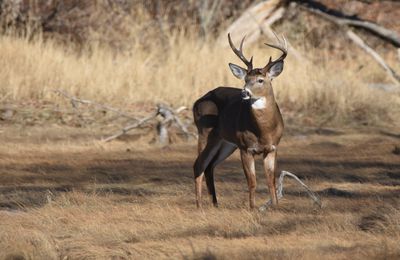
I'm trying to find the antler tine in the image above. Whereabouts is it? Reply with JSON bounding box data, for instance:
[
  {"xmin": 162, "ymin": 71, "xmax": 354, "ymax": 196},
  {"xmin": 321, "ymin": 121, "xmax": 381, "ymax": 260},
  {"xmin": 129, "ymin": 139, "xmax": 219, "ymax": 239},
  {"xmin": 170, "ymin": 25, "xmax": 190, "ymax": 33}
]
[
  {"xmin": 263, "ymin": 32, "xmax": 288, "ymax": 72},
  {"xmin": 239, "ymin": 36, "xmax": 245, "ymax": 51},
  {"xmin": 283, "ymin": 34, "xmax": 288, "ymax": 49},
  {"xmin": 228, "ymin": 33, "xmax": 253, "ymax": 71}
]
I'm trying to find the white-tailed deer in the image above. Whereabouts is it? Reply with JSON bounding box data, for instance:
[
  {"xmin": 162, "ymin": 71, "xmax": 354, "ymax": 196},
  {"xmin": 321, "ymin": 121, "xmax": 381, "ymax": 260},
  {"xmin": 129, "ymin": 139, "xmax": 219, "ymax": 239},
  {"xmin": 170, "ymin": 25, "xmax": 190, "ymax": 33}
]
[{"xmin": 193, "ymin": 33, "xmax": 287, "ymax": 209}]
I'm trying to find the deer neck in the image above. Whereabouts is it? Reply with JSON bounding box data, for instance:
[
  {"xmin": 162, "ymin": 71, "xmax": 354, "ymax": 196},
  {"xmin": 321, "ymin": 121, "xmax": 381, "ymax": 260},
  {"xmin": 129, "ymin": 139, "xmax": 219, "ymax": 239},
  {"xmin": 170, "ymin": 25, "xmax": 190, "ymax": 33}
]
[{"xmin": 249, "ymin": 84, "xmax": 281, "ymax": 133}]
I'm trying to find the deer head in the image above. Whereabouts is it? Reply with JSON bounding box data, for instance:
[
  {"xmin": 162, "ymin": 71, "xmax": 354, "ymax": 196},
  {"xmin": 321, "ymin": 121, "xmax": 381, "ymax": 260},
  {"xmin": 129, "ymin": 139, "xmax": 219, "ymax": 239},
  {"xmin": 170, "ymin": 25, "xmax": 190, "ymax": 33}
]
[{"xmin": 228, "ymin": 33, "xmax": 288, "ymax": 98}]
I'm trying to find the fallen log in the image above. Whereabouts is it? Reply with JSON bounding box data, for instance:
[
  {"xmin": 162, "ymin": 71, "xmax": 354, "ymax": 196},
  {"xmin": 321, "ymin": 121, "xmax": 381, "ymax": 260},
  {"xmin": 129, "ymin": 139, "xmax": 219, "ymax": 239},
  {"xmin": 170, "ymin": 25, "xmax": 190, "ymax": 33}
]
[
  {"xmin": 218, "ymin": 1, "xmax": 305, "ymax": 62},
  {"xmin": 296, "ymin": 0, "xmax": 400, "ymax": 47},
  {"xmin": 346, "ymin": 30, "xmax": 400, "ymax": 85},
  {"xmin": 103, "ymin": 103, "xmax": 197, "ymax": 143},
  {"xmin": 258, "ymin": 7, "xmax": 306, "ymax": 62},
  {"xmin": 296, "ymin": 2, "xmax": 400, "ymax": 86},
  {"xmin": 217, "ymin": 0, "xmax": 283, "ymax": 46},
  {"xmin": 54, "ymin": 89, "xmax": 196, "ymax": 144},
  {"xmin": 398, "ymin": 49, "xmax": 400, "ymax": 63}
]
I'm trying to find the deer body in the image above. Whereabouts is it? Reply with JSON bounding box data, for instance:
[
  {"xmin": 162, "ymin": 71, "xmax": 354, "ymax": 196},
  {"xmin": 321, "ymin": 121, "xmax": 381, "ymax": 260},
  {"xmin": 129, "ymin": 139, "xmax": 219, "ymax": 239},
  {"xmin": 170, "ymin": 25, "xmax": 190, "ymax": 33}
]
[
  {"xmin": 193, "ymin": 34, "xmax": 288, "ymax": 209},
  {"xmin": 219, "ymin": 89, "xmax": 284, "ymax": 153}
]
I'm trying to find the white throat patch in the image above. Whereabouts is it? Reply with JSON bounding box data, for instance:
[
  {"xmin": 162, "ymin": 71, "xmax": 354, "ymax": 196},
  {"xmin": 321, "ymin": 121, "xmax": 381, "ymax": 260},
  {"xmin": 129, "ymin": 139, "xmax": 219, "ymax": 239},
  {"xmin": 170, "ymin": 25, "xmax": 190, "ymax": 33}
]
[{"xmin": 251, "ymin": 97, "xmax": 267, "ymax": 109}]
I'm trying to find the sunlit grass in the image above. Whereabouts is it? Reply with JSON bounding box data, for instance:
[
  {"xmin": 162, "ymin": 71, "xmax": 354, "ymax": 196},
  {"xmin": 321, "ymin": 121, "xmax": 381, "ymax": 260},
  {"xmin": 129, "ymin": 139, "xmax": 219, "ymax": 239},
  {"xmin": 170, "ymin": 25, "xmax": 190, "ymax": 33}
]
[{"xmin": 0, "ymin": 31, "xmax": 398, "ymax": 126}]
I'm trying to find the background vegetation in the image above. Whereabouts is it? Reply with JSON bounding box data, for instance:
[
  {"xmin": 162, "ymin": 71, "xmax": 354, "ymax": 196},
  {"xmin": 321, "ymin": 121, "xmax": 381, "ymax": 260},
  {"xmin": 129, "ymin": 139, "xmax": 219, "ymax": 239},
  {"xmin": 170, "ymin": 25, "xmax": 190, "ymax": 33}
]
[
  {"xmin": 0, "ymin": 0, "xmax": 399, "ymax": 127},
  {"xmin": 0, "ymin": 1, "xmax": 399, "ymax": 259}
]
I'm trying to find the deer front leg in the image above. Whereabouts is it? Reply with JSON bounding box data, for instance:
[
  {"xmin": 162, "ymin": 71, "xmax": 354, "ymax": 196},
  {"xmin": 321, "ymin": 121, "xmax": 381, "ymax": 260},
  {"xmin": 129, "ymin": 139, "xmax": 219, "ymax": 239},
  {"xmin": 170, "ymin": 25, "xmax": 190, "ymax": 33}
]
[
  {"xmin": 240, "ymin": 150, "xmax": 256, "ymax": 209},
  {"xmin": 263, "ymin": 149, "xmax": 278, "ymax": 206}
]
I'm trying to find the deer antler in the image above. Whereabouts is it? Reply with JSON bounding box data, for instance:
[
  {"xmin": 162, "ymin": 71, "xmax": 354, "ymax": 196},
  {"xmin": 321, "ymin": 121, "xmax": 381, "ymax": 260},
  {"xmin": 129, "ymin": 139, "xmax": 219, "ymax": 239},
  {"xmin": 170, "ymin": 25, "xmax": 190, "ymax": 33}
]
[
  {"xmin": 228, "ymin": 33, "xmax": 253, "ymax": 71},
  {"xmin": 262, "ymin": 32, "xmax": 288, "ymax": 73}
]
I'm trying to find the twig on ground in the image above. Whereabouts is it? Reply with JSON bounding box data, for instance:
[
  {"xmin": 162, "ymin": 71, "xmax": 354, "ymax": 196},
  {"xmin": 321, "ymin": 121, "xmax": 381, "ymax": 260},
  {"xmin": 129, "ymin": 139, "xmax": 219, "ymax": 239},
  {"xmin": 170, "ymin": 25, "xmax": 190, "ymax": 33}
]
[
  {"xmin": 103, "ymin": 103, "xmax": 197, "ymax": 143},
  {"xmin": 54, "ymin": 89, "xmax": 196, "ymax": 144},
  {"xmin": 53, "ymin": 89, "xmax": 138, "ymax": 121},
  {"xmin": 102, "ymin": 112, "xmax": 158, "ymax": 142},
  {"xmin": 259, "ymin": 170, "xmax": 322, "ymax": 211}
]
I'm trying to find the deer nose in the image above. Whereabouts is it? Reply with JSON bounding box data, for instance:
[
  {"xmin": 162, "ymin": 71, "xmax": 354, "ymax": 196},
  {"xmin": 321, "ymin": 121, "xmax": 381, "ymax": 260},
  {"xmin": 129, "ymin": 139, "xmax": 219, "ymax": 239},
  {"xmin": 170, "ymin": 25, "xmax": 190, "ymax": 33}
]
[{"xmin": 241, "ymin": 88, "xmax": 252, "ymax": 100}]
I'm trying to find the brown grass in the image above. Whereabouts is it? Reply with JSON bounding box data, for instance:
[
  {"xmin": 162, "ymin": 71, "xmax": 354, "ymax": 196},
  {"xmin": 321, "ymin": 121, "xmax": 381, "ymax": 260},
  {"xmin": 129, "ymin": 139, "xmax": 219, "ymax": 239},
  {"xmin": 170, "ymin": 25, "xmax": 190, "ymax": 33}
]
[
  {"xmin": 0, "ymin": 125, "xmax": 399, "ymax": 259},
  {"xmin": 1, "ymin": 4, "xmax": 400, "ymax": 259},
  {"xmin": 0, "ymin": 28, "xmax": 399, "ymax": 126}
]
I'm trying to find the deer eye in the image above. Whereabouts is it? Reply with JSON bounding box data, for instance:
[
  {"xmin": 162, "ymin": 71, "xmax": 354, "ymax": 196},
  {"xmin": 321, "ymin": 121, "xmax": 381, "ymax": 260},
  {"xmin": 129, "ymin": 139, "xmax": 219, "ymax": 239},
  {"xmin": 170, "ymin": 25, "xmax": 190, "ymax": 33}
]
[{"xmin": 257, "ymin": 79, "xmax": 264, "ymax": 83}]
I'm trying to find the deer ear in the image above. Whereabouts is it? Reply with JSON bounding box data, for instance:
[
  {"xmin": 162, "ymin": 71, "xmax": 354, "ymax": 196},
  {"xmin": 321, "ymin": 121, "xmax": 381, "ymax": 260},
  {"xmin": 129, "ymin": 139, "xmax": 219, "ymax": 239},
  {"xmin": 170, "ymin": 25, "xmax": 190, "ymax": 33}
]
[
  {"xmin": 229, "ymin": 63, "xmax": 247, "ymax": 80},
  {"xmin": 267, "ymin": 61, "xmax": 284, "ymax": 79}
]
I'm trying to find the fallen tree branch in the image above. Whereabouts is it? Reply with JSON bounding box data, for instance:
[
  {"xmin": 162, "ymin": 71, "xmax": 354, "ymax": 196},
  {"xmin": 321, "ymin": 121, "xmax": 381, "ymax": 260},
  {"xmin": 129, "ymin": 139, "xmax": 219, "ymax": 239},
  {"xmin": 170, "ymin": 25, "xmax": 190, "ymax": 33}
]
[
  {"xmin": 259, "ymin": 170, "xmax": 322, "ymax": 211},
  {"xmin": 346, "ymin": 30, "xmax": 400, "ymax": 85},
  {"xmin": 368, "ymin": 83, "xmax": 400, "ymax": 93},
  {"xmin": 397, "ymin": 49, "xmax": 400, "ymax": 63},
  {"xmin": 158, "ymin": 103, "xmax": 197, "ymax": 140},
  {"xmin": 103, "ymin": 103, "xmax": 197, "ymax": 143},
  {"xmin": 53, "ymin": 89, "xmax": 138, "ymax": 121},
  {"xmin": 295, "ymin": 2, "xmax": 400, "ymax": 85},
  {"xmin": 259, "ymin": 6, "xmax": 306, "ymax": 62},
  {"xmin": 218, "ymin": 2, "xmax": 305, "ymax": 63},
  {"xmin": 217, "ymin": 0, "xmax": 282, "ymax": 46},
  {"xmin": 156, "ymin": 104, "xmax": 175, "ymax": 145},
  {"xmin": 102, "ymin": 112, "xmax": 158, "ymax": 142},
  {"xmin": 54, "ymin": 89, "xmax": 195, "ymax": 144},
  {"xmin": 296, "ymin": 0, "xmax": 400, "ymax": 47}
]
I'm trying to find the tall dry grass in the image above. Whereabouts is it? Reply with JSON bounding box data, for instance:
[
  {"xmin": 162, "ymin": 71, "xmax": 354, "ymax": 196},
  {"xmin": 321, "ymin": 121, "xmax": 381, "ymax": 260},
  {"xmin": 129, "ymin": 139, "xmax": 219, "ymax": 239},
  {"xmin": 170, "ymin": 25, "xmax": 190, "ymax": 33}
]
[{"xmin": 0, "ymin": 26, "xmax": 399, "ymax": 126}]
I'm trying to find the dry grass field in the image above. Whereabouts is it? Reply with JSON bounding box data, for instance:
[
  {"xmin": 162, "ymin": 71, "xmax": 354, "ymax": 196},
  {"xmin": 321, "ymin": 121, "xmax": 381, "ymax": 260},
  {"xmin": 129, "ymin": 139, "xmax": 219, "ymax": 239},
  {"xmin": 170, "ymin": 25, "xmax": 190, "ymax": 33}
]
[
  {"xmin": 0, "ymin": 32, "xmax": 399, "ymax": 126},
  {"xmin": 1, "ymin": 1, "xmax": 400, "ymax": 259},
  {"xmin": 0, "ymin": 125, "xmax": 399, "ymax": 259}
]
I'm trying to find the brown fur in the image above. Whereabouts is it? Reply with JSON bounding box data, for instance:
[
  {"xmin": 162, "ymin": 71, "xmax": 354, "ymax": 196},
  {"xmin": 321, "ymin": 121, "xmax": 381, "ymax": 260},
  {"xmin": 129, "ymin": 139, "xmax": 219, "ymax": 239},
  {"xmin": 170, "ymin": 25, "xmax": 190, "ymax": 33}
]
[
  {"xmin": 193, "ymin": 72, "xmax": 284, "ymax": 209},
  {"xmin": 193, "ymin": 34, "xmax": 288, "ymax": 209}
]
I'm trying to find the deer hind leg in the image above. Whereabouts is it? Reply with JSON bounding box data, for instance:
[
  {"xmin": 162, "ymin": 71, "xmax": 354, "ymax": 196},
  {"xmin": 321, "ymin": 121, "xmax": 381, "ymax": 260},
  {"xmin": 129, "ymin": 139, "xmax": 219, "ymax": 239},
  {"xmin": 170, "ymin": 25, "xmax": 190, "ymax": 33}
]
[
  {"xmin": 240, "ymin": 150, "xmax": 256, "ymax": 209},
  {"xmin": 197, "ymin": 127, "xmax": 212, "ymax": 155},
  {"xmin": 205, "ymin": 141, "xmax": 237, "ymax": 207},
  {"xmin": 263, "ymin": 150, "xmax": 278, "ymax": 206},
  {"xmin": 193, "ymin": 132, "xmax": 222, "ymax": 208}
]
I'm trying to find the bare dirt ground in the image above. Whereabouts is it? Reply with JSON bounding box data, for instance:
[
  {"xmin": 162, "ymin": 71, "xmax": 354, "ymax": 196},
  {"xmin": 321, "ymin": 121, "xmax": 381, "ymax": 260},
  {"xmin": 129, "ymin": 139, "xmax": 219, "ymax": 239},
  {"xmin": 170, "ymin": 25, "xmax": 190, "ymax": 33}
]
[{"xmin": 0, "ymin": 125, "xmax": 399, "ymax": 259}]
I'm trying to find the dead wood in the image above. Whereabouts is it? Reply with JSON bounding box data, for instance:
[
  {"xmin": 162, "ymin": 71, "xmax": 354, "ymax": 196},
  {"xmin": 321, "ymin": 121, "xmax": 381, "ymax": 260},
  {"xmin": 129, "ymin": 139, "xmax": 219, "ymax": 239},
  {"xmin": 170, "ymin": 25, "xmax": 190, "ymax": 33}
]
[
  {"xmin": 156, "ymin": 104, "xmax": 175, "ymax": 145},
  {"xmin": 218, "ymin": 1, "xmax": 305, "ymax": 62},
  {"xmin": 156, "ymin": 103, "xmax": 198, "ymax": 142},
  {"xmin": 296, "ymin": 2, "xmax": 400, "ymax": 85},
  {"xmin": 217, "ymin": 0, "xmax": 283, "ymax": 46},
  {"xmin": 259, "ymin": 6, "xmax": 306, "ymax": 62},
  {"xmin": 259, "ymin": 170, "xmax": 322, "ymax": 211},
  {"xmin": 103, "ymin": 103, "xmax": 197, "ymax": 143},
  {"xmin": 368, "ymin": 83, "xmax": 400, "ymax": 93},
  {"xmin": 296, "ymin": 0, "xmax": 400, "ymax": 47},
  {"xmin": 346, "ymin": 30, "xmax": 400, "ymax": 85},
  {"xmin": 53, "ymin": 89, "xmax": 138, "ymax": 121},
  {"xmin": 102, "ymin": 112, "xmax": 158, "ymax": 143},
  {"xmin": 54, "ymin": 89, "xmax": 195, "ymax": 144},
  {"xmin": 398, "ymin": 49, "xmax": 400, "ymax": 63}
]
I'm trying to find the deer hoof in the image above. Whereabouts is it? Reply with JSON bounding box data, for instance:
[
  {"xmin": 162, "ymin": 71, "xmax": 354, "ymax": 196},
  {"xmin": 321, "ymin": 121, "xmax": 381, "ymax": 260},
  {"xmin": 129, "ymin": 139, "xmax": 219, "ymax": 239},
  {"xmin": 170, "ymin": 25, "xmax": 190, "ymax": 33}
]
[{"xmin": 258, "ymin": 204, "xmax": 270, "ymax": 212}]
